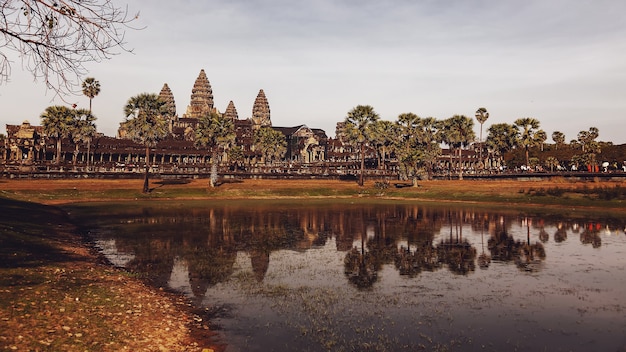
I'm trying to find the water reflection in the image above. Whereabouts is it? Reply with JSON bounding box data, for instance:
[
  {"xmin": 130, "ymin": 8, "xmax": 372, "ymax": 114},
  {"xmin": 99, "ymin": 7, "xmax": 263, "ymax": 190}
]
[
  {"xmin": 69, "ymin": 201, "xmax": 626, "ymax": 351},
  {"xmin": 79, "ymin": 202, "xmax": 626, "ymax": 293}
]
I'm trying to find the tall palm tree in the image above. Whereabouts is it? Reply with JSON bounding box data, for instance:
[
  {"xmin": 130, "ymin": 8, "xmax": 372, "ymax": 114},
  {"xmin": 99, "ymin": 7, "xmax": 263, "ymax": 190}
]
[
  {"xmin": 551, "ymin": 131, "xmax": 565, "ymax": 150},
  {"xmin": 124, "ymin": 93, "xmax": 169, "ymax": 193},
  {"xmin": 576, "ymin": 127, "xmax": 601, "ymax": 170},
  {"xmin": 419, "ymin": 117, "xmax": 443, "ymax": 180},
  {"xmin": 443, "ymin": 115, "xmax": 475, "ymax": 180},
  {"xmin": 514, "ymin": 117, "xmax": 543, "ymax": 168},
  {"xmin": 486, "ymin": 123, "xmax": 518, "ymax": 171},
  {"xmin": 40, "ymin": 105, "xmax": 74, "ymax": 164},
  {"xmin": 536, "ymin": 130, "xmax": 547, "ymax": 152},
  {"xmin": 82, "ymin": 77, "xmax": 101, "ymax": 113},
  {"xmin": 474, "ymin": 107, "xmax": 489, "ymax": 168},
  {"xmin": 368, "ymin": 119, "xmax": 394, "ymax": 170},
  {"xmin": 344, "ymin": 105, "xmax": 380, "ymax": 186},
  {"xmin": 69, "ymin": 109, "xmax": 96, "ymax": 166},
  {"xmin": 394, "ymin": 113, "xmax": 420, "ymax": 182},
  {"xmin": 195, "ymin": 111, "xmax": 235, "ymax": 187},
  {"xmin": 394, "ymin": 112, "xmax": 421, "ymax": 182}
]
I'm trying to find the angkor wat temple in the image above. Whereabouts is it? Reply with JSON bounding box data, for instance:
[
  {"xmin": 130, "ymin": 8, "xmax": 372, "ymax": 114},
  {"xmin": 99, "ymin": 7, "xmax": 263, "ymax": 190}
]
[{"xmin": 2, "ymin": 69, "xmax": 385, "ymax": 179}]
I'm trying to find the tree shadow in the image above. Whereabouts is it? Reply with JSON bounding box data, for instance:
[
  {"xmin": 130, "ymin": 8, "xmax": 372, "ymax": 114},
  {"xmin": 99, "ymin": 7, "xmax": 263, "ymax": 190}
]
[{"xmin": 0, "ymin": 197, "xmax": 83, "ymax": 269}]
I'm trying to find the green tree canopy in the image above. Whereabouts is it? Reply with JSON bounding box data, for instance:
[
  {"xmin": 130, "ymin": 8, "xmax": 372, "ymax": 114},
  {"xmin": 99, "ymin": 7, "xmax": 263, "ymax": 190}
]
[
  {"xmin": 514, "ymin": 117, "xmax": 543, "ymax": 168},
  {"xmin": 344, "ymin": 105, "xmax": 380, "ymax": 186},
  {"xmin": 195, "ymin": 111, "xmax": 235, "ymax": 187},
  {"xmin": 82, "ymin": 77, "xmax": 101, "ymax": 112},
  {"xmin": 69, "ymin": 108, "xmax": 97, "ymax": 165},
  {"xmin": 486, "ymin": 123, "xmax": 518, "ymax": 170},
  {"xmin": 40, "ymin": 105, "xmax": 74, "ymax": 164},
  {"xmin": 253, "ymin": 127, "xmax": 286, "ymax": 165},
  {"xmin": 442, "ymin": 115, "xmax": 475, "ymax": 180},
  {"xmin": 123, "ymin": 93, "xmax": 169, "ymax": 193}
]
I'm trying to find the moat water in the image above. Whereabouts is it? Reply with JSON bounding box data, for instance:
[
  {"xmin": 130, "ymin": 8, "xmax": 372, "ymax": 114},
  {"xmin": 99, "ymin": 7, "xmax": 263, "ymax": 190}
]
[{"xmin": 65, "ymin": 200, "xmax": 626, "ymax": 351}]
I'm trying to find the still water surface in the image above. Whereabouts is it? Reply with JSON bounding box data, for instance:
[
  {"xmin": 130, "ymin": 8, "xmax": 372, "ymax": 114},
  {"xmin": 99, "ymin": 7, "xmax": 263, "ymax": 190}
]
[{"xmin": 66, "ymin": 200, "xmax": 626, "ymax": 351}]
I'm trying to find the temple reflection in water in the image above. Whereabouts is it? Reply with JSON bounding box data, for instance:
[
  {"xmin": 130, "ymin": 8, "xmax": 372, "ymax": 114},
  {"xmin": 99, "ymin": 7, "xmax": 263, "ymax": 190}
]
[{"xmin": 82, "ymin": 201, "xmax": 625, "ymax": 296}]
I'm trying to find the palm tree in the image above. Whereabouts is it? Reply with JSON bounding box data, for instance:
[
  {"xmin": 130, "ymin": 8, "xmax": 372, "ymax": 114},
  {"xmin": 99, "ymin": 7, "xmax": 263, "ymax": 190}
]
[
  {"xmin": 536, "ymin": 130, "xmax": 547, "ymax": 152},
  {"xmin": 69, "ymin": 109, "xmax": 96, "ymax": 166},
  {"xmin": 419, "ymin": 117, "xmax": 443, "ymax": 180},
  {"xmin": 551, "ymin": 131, "xmax": 565, "ymax": 150},
  {"xmin": 486, "ymin": 123, "xmax": 518, "ymax": 171},
  {"xmin": 576, "ymin": 127, "xmax": 599, "ymax": 153},
  {"xmin": 227, "ymin": 145, "xmax": 244, "ymax": 171},
  {"xmin": 514, "ymin": 117, "xmax": 543, "ymax": 168},
  {"xmin": 344, "ymin": 105, "xmax": 380, "ymax": 186},
  {"xmin": 394, "ymin": 112, "xmax": 421, "ymax": 182},
  {"xmin": 40, "ymin": 105, "xmax": 74, "ymax": 164},
  {"xmin": 253, "ymin": 126, "xmax": 287, "ymax": 165},
  {"xmin": 394, "ymin": 113, "xmax": 420, "ymax": 182},
  {"xmin": 576, "ymin": 127, "xmax": 601, "ymax": 171},
  {"xmin": 368, "ymin": 119, "xmax": 395, "ymax": 170},
  {"xmin": 123, "ymin": 93, "xmax": 169, "ymax": 193},
  {"xmin": 443, "ymin": 115, "xmax": 475, "ymax": 180},
  {"xmin": 474, "ymin": 107, "xmax": 489, "ymax": 168},
  {"xmin": 82, "ymin": 77, "xmax": 101, "ymax": 113},
  {"xmin": 194, "ymin": 111, "xmax": 235, "ymax": 187},
  {"xmin": 545, "ymin": 156, "xmax": 559, "ymax": 172}
]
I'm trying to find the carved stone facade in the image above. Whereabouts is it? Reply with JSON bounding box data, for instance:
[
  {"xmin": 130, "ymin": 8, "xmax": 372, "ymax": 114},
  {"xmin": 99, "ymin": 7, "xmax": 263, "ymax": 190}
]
[
  {"xmin": 183, "ymin": 69, "xmax": 214, "ymax": 119},
  {"xmin": 273, "ymin": 125, "xmax": 327, "ymax": 163},
  {"xmin": 4, "ymin": 121, "xmax": 45, "ymax": 163},
  {"xmin": 251, "ymin": 89, "xmax": 271, "ymax": 127}
]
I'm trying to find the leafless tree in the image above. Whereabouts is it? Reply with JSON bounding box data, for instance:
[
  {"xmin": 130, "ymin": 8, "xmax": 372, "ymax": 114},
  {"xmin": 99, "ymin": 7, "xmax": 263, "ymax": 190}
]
[{"xmin": 0, "ymin": 0, "xmax": 139, "ymax": 95}]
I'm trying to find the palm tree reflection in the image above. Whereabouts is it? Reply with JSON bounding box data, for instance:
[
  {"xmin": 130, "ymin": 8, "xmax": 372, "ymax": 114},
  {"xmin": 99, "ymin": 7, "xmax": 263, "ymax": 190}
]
[
  {"xmin": 477, "ymin": 214, "xmax": 491, "ymax": 269},
  {"xmin": 437, "ymin": 210, "xmax": 477, "ymax": 275},
  {"xmin": 344, "ymin": 231, "xmax": 379, "ymax": 289},
  {"xmin": 488, "ymin": 217, "xmax": 546, "ymax": 272},
  {"xmin": 394, "ymin": 242, "xmax": 441, "ymax": 277}
]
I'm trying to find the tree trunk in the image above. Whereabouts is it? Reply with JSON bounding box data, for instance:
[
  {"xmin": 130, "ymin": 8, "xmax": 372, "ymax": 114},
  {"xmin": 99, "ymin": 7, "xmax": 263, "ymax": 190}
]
[
  {"xmin": 479, "ymin": 123, "xmax": 483, "ymax": 167},
  {"xmin": 209, "ymin": 149, "xmax": 218, "ymax": 188},
  {"xmin": 73, "ymin": 145, "xmax": 79, "ymax": 169},
  {"xmin": 359, "ymin": 143, "xmax": 365, "ymax": 186},
  {"xmin": 56, "ymin": 138, "xmax": 62, "ymax": 165},
  {"xmin": 143, "ymin": 146, "xmax": 150, "ymax": 193},
  {"xmin": 458, "ymin": 147, "xmax": 463, "ymax": 180},
  {"xmin": 448, "ymin": 149, "xmax": 453, "ymax": 180},
  {"xmin": 87, "ymin": 139, "xmax": 91, "ymax": 168}
]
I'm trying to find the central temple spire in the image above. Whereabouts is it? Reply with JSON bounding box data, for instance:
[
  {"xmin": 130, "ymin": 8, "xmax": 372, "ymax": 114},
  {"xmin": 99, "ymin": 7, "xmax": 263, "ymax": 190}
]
[
  {"xmin": 251, "ymin": 89, "xmax": 271, "ymax": 127},
  {"xmin": 184, "ymin": 69, "xmax": 214, "ymax": 118}
]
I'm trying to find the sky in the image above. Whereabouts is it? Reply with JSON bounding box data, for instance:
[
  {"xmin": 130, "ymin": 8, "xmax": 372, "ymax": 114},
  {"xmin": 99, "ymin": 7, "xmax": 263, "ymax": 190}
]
[{"xmin": 2, "ymin": 0, "xmax": 626, "ymax": 144}]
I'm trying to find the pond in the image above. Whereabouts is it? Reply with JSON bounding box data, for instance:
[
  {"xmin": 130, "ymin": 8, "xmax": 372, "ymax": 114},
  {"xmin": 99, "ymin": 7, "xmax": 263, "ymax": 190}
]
[{"xmin": 65, "ymin": 200, "xmax": 626, "ymax": 352}]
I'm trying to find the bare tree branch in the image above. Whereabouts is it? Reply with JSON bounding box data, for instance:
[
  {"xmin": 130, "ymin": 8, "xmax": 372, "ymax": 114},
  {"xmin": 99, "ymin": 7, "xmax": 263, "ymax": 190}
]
[{"xmin": 0, "ymin": 0, "xmax": 139, "ymax": 96}]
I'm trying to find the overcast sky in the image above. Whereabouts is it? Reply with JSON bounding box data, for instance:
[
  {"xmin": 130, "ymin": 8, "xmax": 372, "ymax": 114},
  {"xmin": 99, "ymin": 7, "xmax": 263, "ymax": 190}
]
[{"xmin": 2, "ymin": 0, "xmax": 626, "ymax": 144}]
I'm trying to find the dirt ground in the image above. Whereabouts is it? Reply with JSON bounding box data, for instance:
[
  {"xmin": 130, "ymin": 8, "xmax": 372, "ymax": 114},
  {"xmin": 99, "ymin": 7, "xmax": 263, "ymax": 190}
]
[{"xmin": 0, "ymin": 195, "xmax": 223, "ymax": 351}]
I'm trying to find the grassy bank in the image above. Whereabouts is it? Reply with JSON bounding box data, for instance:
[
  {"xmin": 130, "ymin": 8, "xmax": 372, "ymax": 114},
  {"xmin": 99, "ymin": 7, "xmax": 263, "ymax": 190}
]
[{"xmin": 1, "ymin": 178, "xmax": 625, "ymax": 211}]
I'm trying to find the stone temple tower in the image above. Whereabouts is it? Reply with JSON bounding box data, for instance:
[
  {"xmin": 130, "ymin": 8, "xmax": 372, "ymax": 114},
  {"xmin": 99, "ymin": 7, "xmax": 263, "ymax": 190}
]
[
  {"xmin": 159, "ymin": 83, "xmax": 177, "ymax": 119},
  {"xmin": 184, "ymin": 69, "xmax": 214, "ymax": 118},
  {"xmin": 223, "ymin": 100, "xmax": 239, "ymax": 121},
  {"xmin": 251, "ymin": 89, "xmax": 271, "ymax": 127}
]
